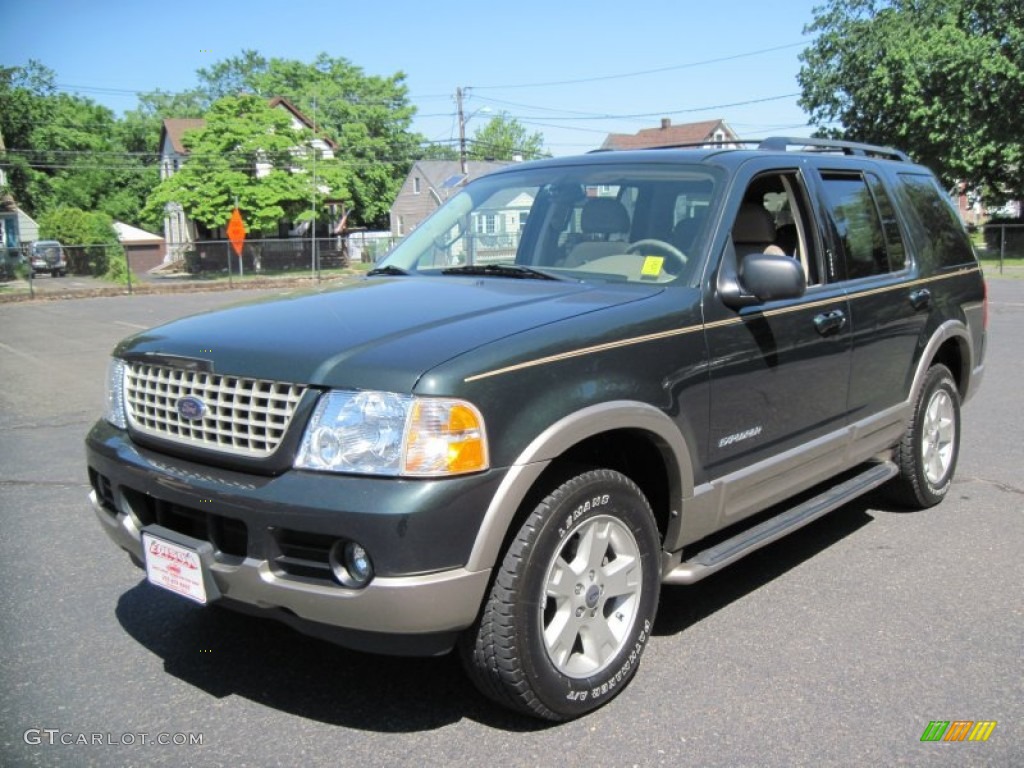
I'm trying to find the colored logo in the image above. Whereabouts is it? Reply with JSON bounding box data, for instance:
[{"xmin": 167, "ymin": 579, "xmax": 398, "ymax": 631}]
[
  {"xmin": 920, "ymin": 720, "xmax": 997, "ymax": 742},
  {"xmin": 176, "ymin": 396, "xmax": 206, "ymax": 422}
]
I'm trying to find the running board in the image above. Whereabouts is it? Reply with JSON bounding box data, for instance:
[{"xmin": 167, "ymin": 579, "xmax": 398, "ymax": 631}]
[{"xmin": 663, "ymin": 461, "xmax": 898, "ymax": 585}]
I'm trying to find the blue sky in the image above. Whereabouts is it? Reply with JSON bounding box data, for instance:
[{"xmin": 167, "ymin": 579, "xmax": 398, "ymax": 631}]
[{"xmin": 2, "ymin": 0, "xmax": 825, "ymax": 155}]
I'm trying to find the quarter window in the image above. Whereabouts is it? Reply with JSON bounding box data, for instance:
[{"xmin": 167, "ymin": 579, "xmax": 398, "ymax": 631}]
[{"xmin": 895, "ymin": 173, "xmax": 975, "ymax": 269}]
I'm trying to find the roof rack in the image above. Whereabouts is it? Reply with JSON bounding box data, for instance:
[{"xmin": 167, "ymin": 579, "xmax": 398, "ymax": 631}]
[
  {"xmin": 604, "ymin": 137, "xmax": 909, "ymax": 162},
  {"xmin": 621, "ymin": 139, "xmax": 761, "ymax": 152},
  {"xmin": 756, "ymin": 137, "xmax": 910, "ymax": 162}
]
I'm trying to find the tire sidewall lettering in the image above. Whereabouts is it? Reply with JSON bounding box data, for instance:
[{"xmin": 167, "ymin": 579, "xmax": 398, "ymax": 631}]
[{"xmin": 557, "ymin": 493, "xmax": 611, "ymax": 539}]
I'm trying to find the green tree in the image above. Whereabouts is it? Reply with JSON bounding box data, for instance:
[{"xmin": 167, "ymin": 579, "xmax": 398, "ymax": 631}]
[
  {"xmin": 0, "ymin": 61, "xmax": 157, "ymax": 223},
  {"xmin": 798, "ymin": 0, "xmax": 1024, "ymax": 199},
  {"xmin": 119, "ymin": 88, "xmax": 208, "ymax": 158},
  {"xmin": 193, "ymin": 51, "xmax": 423, "ymax": 227},
  {"xmin": 0, "ymin": 61, "xmax": 58, "ymax": 212},
  {"xmin": 38, "ymin": 206, "xmax": 122, "ymax": 276},
  {"xmin": 469, "ymin": 113, "xmax": 547, "ymax": 161},
  {"xmin": 418, "ymin": 143, "xmax": 460, "ymax": 161},
  {"xmin": 143, "ymin": 94, "xmax": 349, "ymax": 236}
]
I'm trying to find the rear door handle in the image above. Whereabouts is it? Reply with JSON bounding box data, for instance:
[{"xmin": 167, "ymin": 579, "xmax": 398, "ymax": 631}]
[
  {"xmin": 814, "ymin": 309, "xmax": 847, "ymax": 336},
  {"xmin": 910, "ymin": 288, "xmax": 931, "ymax": 310}
]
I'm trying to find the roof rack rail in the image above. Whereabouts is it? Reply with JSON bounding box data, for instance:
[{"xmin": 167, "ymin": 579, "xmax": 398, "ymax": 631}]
[
  {"xmin": 756, "ymin": 137, "xmax": 910, "ymax": 162},
  {"xmin": 626, "ymin": 139, "xmax": 761, "ymax": 152}
]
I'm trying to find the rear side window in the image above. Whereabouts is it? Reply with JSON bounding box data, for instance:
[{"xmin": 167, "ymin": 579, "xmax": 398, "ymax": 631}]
[
  {"xmin": 819, "ymin": 172, "xmax": 907, "ymax": 280},
  {"xmin": 894, "ymin": 173, "xmax": 976, "ymax": 270}
]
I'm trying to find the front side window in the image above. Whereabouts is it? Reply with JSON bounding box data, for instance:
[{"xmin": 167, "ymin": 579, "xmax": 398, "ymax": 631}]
[
  {"xmin": 732, "ymin": 171, "xmax": 820, "ymax": 285},
  {"xmin": 377, "ymin": 163, "xmax": 722, "ymax": 285}
]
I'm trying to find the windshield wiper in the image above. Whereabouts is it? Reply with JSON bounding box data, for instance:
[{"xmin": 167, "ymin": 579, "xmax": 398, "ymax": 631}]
[
  {"xmin": 366, "ymin": 264, "xmax": 410, "ymax": 276},
  {"xmin": 440, "ymin": 264, "xmax": 561, "ymax": 281}
]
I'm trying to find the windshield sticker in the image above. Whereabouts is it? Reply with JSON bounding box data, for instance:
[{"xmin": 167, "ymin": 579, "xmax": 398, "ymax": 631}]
[{"xmin": 640, "ymin": 256, "xmax": 664, "ymax": 277}]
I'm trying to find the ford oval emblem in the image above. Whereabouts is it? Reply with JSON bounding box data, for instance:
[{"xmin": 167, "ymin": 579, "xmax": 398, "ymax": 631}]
[{"xmin": 176, "ymin": 396, "xmax": 206, "ymax": 422}]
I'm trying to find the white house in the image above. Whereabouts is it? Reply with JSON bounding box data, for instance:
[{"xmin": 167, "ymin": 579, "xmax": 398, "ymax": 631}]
[{"xmin": 157, "ymin": 97, "xmax": 338, "ymax": 262}]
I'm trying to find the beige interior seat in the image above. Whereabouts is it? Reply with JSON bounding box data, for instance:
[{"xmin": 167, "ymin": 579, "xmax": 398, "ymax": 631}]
[
  {"xmin": 566, "ymin": 198, "xmax": 631, "ymax": 267},
  {"xmin": 732, "ymin": 203, "xmax": 785, "ymax": 258}
]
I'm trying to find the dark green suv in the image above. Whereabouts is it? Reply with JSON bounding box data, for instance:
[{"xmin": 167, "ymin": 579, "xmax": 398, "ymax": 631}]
[{"xmin": 87, "ymin": 138, "xmax": 986, "ymax": 720}]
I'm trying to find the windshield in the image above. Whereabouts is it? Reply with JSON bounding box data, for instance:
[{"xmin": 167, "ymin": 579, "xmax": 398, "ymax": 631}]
[
  {"xmin": 378, "ymin": 162, "xmax": 720, "ymax": 285},
  {"xmin": 32, "ymin": 241, "xmax": 63, "ymax": 259}
]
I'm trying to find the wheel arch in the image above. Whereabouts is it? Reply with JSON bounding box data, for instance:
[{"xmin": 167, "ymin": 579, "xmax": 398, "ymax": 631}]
[
  {"xmin": 911, "ymin": 320, "xmax": 973, "ymax": 404},
  {"xmin": 465, "ymin": 401, "xmax": 693, "ymax": 572}
]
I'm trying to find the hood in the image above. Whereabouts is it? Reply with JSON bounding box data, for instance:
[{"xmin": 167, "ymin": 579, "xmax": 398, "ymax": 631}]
[{"xmin": 116, "ymin": 277, "xmax": 659, "ymax": 392}]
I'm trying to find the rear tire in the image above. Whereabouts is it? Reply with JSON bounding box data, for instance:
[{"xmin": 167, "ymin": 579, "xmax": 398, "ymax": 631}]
[
  {"xmin": 887, "ymin": 364, "xmax": 960, "ymax": 508},
  {"xmin": 461, "ymin": 469, "xmax": 660, "ymax": 721}
]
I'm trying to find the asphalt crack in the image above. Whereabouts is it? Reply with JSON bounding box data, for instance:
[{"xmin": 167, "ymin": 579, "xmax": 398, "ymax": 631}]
[{"xmin": 958, "ymin": 475, "xmax": 1024, "ymax": 497}]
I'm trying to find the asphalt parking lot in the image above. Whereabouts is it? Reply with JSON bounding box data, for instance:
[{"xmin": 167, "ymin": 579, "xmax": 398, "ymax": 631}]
[{"xmin": 0, "ymin": 281, "xmax": 1021, "ymax": 767}]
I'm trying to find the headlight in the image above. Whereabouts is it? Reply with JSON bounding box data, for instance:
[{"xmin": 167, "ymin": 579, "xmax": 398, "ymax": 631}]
[
  {"xmin": 295, "ymin": 390, "xmax": 488, "ymax": 477},
  {"xmin": 105, "ymin": 358, "xmax": 127, "ymax": 429}
]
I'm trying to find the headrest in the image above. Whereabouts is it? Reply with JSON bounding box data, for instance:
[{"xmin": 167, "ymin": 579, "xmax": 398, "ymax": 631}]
[
  {"xmin": 732, "ymin": 203, "xmax": 777, "ymax": 243},
  {"xmin": 580, "ymin": 197, "xmax": 630, "ymax": 235},
  {"xmin": 671, "ymin": 217, "xmax": 702, "ymax": 250}
]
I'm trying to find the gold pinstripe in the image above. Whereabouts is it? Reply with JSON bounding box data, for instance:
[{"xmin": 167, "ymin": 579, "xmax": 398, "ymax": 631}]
[{"xmin": 463, "ymin": 266, "xmax": 980, "ymax": 383}]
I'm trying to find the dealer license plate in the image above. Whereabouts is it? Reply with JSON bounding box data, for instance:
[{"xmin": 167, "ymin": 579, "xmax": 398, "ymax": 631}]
[{"xmin": 142, "ymin": 533, "xmax": 208, "ymax": 604}]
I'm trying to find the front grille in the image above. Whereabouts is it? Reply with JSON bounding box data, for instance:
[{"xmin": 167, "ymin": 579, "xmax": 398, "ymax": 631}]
[{"xmin": 124, "ymin": 363, "xmax": 305, "ymax": 458}]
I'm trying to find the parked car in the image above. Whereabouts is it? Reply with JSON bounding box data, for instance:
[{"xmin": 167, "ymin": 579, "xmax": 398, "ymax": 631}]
[
  {"xmin": 30, "ymin": 240, "xmax": 67, "ymax": 277},
  {"xmin": 87, "ymin": 137, "xmax": 986, "ymax": 720}
]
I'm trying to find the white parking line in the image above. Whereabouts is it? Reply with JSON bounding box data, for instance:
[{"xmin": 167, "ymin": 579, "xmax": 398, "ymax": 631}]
[
  {"xmin": 113, "ymin": 321, "xmax": 150, "ymax": 330},
  {"xmin": 0, "ymin": 340, "xmax": 39, "ymax": 363}
]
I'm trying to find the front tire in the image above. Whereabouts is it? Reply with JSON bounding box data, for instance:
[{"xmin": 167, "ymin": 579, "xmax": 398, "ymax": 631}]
[
  {"xmin": 462, "ymin": 469, "xmax": 660, "ymax": 720},
  {"xmin": 888, "ymin": 364, "xmax": 961, "ymax": 508}
]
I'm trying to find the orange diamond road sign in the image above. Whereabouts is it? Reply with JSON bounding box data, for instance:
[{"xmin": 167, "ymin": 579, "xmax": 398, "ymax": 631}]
[{"xmin": 227, "ymin": 208, "xmax": 246, "ymax": 256}]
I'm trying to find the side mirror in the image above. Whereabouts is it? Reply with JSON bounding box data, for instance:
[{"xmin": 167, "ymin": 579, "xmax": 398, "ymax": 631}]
[{"xmin": 739, "ymin": 252, "xmax": 806, "ymax": 302}]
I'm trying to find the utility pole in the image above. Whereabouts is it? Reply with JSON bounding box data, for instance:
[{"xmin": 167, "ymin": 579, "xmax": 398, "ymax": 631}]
[
  {"xmin": 311, "ymin": 95, "xmax": 318, "ymax": 281},
  {"xmin": 457, "ymin": 87, "xmax": 467, "ymax": 175}
]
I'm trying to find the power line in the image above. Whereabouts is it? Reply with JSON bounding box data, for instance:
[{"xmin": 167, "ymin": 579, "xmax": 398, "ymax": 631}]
[
  {"xmin": 51, "ymin": 81, "xmax": 455, "ymax": 107},
  {"xmin": 468, "ymin": 42, "xmax": 806, "ymax": 90},
  {"xmin": 475, "ymin": 93, "xmax": 801, "ymax": 124}
]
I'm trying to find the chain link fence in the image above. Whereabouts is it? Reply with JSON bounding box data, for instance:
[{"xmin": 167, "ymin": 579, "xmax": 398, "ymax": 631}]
[
  {"xmin": 1, "ymin": 232, "xmax": 400, "ymax": 300},
  {"xmin": 976, "ymin": 220, "xmax": 1024, "ymax": 272},
  {"xmin": 5, "ymin": 220, "xmax": 1020, "ymax": 300}
]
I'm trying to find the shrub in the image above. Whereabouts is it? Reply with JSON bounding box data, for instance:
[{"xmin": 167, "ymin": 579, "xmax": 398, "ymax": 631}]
[
  {"xmin": 105, "ymin": 252, "xmax": 131, "ymax": 285},
  {"xmin": 37, "ymin": 207, "xmax": 121, "ymax": 276}
]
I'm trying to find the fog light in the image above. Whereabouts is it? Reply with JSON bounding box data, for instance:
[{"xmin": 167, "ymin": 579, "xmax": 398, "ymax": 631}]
[
  {"xmin": 345, "ymin": 542, "xmax": 373, "ymax": 584},
  {"xmin": 329, "ymin": 540, "xmax": 374, "ymax": 588}
]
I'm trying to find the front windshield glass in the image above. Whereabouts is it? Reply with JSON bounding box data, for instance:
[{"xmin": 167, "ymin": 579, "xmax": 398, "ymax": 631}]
[{"xmin": 378, "ymin": 162, "xmax": 720, "ymax": 285}]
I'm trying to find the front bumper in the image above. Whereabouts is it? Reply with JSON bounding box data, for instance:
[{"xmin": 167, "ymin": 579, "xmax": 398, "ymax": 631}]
[{"xmin": 86, "ymin": 421, "xmax": 500, "ymax": 655}]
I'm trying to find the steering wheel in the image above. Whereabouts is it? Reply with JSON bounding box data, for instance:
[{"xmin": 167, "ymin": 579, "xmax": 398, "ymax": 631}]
[{"xmin": 625, "ymin": 239, "xmax": 687, "ymax": 275}]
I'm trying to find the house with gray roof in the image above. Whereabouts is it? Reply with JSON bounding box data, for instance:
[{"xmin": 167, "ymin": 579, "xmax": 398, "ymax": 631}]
[{"xmin": 389, "ymin": 160, "xmax": 509, "ymax": 239}]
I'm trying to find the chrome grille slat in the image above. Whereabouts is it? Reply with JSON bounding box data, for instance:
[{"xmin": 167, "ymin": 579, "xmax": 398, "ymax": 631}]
[{"xmin": 124, "ymin": 363, "xmax": 305, "ymax": 458}]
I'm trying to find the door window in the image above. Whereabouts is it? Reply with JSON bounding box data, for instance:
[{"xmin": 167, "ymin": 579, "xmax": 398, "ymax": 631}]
[{"xmin": 820, "ymin": 172, "xmax": 907, "ymax": 279}]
